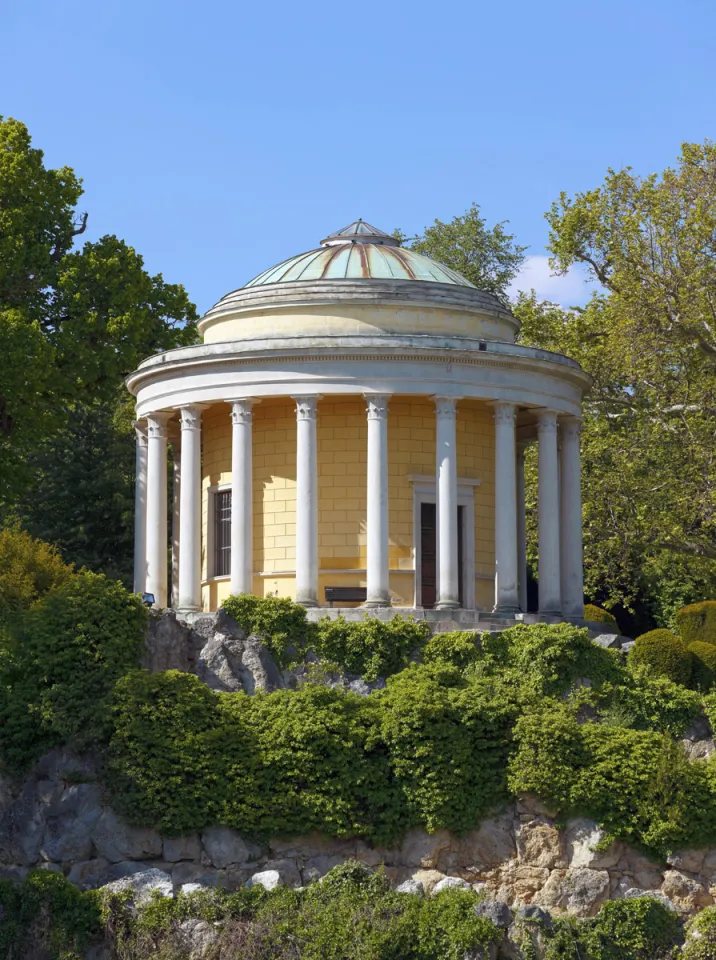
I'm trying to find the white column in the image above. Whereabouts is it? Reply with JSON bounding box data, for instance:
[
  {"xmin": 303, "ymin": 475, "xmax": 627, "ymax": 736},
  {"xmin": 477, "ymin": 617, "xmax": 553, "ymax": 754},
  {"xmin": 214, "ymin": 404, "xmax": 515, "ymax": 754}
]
[
  {"xmin": 132, "ymin": 420, "xmax": 148, "ymax": 595},
  {"xmin": 516, "ymin": 441, "xmax": 528, "ymax": 613},
  {"xmin": 537, "ymin": 409, "xmax": 561, "ymax": 614},
  {"xmin": 434, "ymin": 396, "xmax": 460, "ymax": 610},
  {"xmin": 145, "ymin": 411, "xmax": 171, "ymax": 609},
  {"xmin": 364, "ymin": 394, "xmax": 391, "ymax": 607},
  {"xmin": 493, "ymin": 402, "xmax": 519, "ymax": 613},
  {"xmin": 294, "ymin": 396, "xmax": 321, "ymax": 607},
  {"xmin": 177, "ymin": 406, "xmax": 203, "ymax": 612},
  {"xmin": 560, "ymin": 417, "xmax": 584, "ymax": 618},
  {"xmin": 170, "ymin": 434, "xmax": 181, "ymax": 609},
  {"xmin": 229, "ymin": 399, "xmax": 256, "ymax": 596}
]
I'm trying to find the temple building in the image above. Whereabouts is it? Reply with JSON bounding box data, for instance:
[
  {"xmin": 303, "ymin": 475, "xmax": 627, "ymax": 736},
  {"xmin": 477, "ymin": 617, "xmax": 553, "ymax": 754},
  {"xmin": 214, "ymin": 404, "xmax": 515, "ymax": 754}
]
[{"xmin": 127, "ymin": 220, "xmax": 590, "ymax": 618}]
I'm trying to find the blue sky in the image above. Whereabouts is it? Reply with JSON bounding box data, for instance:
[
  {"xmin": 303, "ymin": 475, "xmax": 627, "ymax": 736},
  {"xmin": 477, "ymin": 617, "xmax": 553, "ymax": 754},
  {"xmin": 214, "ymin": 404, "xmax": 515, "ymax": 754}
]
[{"xmin": 3, "ymin": 0, "xmax": 715, "ymax": 313}]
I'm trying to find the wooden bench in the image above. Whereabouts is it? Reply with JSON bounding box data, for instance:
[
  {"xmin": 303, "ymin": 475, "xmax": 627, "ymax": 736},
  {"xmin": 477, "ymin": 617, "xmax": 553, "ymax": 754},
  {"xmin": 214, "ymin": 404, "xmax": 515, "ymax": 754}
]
[{"xmin": 324, "ymin": 586, "xmax": 367, "ymax": 607}]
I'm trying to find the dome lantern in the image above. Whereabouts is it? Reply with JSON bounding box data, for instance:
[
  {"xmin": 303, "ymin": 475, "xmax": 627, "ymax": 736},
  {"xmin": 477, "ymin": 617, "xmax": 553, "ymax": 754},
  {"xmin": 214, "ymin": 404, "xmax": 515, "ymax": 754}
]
[{"xmin": 319, "ymin": 219, "xmax": 400, "ymax": 247}]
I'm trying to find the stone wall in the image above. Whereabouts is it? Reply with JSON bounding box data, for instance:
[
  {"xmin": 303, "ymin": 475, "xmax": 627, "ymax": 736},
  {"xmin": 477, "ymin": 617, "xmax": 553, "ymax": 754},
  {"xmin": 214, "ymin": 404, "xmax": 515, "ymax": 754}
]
[{"xmin": 1, "ymin": 747, "xmax": 714, "ymax": 921}]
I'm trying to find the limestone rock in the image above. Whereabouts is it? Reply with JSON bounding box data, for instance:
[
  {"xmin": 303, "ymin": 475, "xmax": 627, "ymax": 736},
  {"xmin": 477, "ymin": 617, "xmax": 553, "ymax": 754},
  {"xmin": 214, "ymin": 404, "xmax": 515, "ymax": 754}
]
[
  {"xmin": 144, "ymin": 610, "xmax": 192, "ymax": 672},
  {"xmin": 667, "ymin": 849, "xmax": 707, "ymax": 874},
  {"xmin": 682, "ymin": 739, "xmax": 716, "ymax": 761},
  {"xmin": 263, "ymin": 858, "xmax": 302, "ymax": 887},
  {"xmin": 405, "ymin": 869, "xmax": 446, "ymax": 893},
  {"xmin": 564, "ymin": 819, "xmax": 622, "ymax": 870},
  {"xmin": 172, "ymin": 861, "xmax": 224, "ymax": 889},
  {"xmin": 247, "ymin": 869, "xmax": 282, "ymax": 891},
  {"xmin": 515, "ymin": 796, "xmax": 557, "ymax": 819},
  {"xmin": 0, "ymin": 781, "xmax": 45, "ymax": 865},
  {"xmin": 270, "ymin": 832, "xmax": 355, "ymax": 861},
  {"xmin": 535, "ymin": 868, "xmax": 610, "ymax": 917},
  {"xmin": 443, "ymin": 813, "xmax": 516, "ymax": 872},
  {"xmin": 432, "ymin": 876, "xmax": 471, "ymax": 894},
  {"xmin": 622, "ymin": 888, "xmax": 677, "ymax": 911},
  {"xmin": 516, "ymin": 903, "xmax": 553, "ymax": 927},
  {"xmin": 592, "ymin": 634, "xmax": 622, "ymax": 649},
  {"xmin": 516, "ymin": 821, "xmax": 565, "ymax": 869},
  {"xmin": 196, "ymin": 621, "xmax": 284, "ymax": 695},
  {"xmin": 101, "ymin": 866, "xmax": 173, "ymax": 904},
  {"xmin": 41, "ymin": 783, "xmax": 103, "ymax": 863},
  {"xmin": 67, "ymin": 858, "xmax": 111, "ymax": 890},
  {"xmin": 474, "ymin": 898, "xmax": 513, "ymax": 928},
  {"xmin": 302, "ymin": 854, "xmax": 345, "ymax": 883},
  {"xmin": 662, "ymin": 869, "xmax": 714, "ymax": 912},
  {"xmin": 163, "ymin": 834, "xmax": 202, "ymax": 863},
  {"xmin": 201, "ymin": 826, "xmax": 257, "ymax": 868},
  {"xmin": 399, "ymin": 828, "xmax": 452, "ymax": 868},
  {"xmin": 395, "ymin": 878, "xmax": 424, "ymax": 895},
  {"xmin": 177, "ymin": 918, "xmax": 219, "ymax": 958},
  {"xmin": 91, "ymin": 809, "xmax": 162, "ymax": 863}
]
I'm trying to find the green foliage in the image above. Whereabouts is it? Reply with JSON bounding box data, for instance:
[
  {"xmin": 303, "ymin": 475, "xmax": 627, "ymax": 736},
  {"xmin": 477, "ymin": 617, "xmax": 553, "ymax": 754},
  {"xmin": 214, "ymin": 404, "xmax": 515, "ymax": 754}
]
[
  {"xmin": 0, "ymin": 525, "xmax": 72, "ymax": 622},
  {"xmin": 509, "ymin": 701, "xmax": 716, "ymax": 854},
  {"xmin": 629, "ymin": 629, "xmax": 692, "ymax": 685},
  {"xmin": 378, "ymin": 664, "xmax": 517, "ymax": 833},
  {"xmin": 583, "ymin": 604, "xmax": 619, "ymax": 632},
  {"xmin": 599, "ymin": 670, "xmax": 701, "ymax": 736},
  {"xmin": 0, "ymin": 870, "xmax": 102, "ymax": 960},
  {"xmin": 679, "ymin": 601, "xmax": 716, "ymax": 646},
  {"xmin": 421, "ymin": 630, "xmax": 481, "ymax": 670},
  {"xmin": 0, "ymin": 571, "xmax": 146, "ymax": 769},
  {"xmin": 478, "ymin": 622, "xmax": 622, "ymax": 698},
  {"xmin": 222, "ymin": 593, "xmax": 309, "ymax": 665},
  {"xmin": 398, "ymin": 202, "xmax": 527, "ymax": 299},
  {"xmin": 683, "ymin": 904, "xmax": 716, "ymax": 959},
  {"xmin": 313, "ymin": 614, "xmax": 431, "ymax": 681},
  {"xmin": 689, "ymin": 642, "xmax": 716, "ymax": 692},
  {"xmin": 580, "ymin": 897, "xmax": 681, "ymax": 959}
]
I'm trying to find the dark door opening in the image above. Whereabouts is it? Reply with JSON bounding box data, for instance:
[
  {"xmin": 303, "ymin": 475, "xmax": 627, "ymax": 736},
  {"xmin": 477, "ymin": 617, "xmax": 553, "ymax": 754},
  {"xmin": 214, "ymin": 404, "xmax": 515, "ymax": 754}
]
[{"xmin": 420, "ymin": 502, "xmax": 464, "ymax": 609}]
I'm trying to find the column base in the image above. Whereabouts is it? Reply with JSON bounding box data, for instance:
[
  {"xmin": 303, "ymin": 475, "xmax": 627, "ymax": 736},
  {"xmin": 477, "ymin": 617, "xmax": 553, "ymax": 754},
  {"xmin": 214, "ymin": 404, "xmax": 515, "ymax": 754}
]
[
  {"xmin": 177, "ymin": 604, "xmax": 201, "ymax": 615},
  {"xmin": 493, "ymin": 603, "xmax": 521, "ymax": 615},
  {"xmin": 538, "ymin": 607, "xmax": 562, "ymax": 616},
  {"xmin": 296, "ymin": 598, "xmax": 319, "ymax": 608},
  {"xmin": 435, "ymin": 600, "xmax": 461, "ymax": 611},
  {"xmin": 363, "ymin": 599, "xmax": 392, "ymax": 609}
]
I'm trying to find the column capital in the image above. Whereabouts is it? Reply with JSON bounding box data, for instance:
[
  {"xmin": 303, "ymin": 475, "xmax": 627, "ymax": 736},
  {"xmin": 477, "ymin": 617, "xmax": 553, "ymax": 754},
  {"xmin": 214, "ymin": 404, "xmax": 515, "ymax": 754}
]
[
  {"xmin": 433, "ymin": 395, "xmax": 458, "ymax": 419},
  {"xmin": 132, "ymin": 420, "xmax": 148, "ymax": 446},
  {"xmin": 491, "ymin": 400, "xmax": 517, "ymax": 425},
  {"xmin": 293, "ymin": 395, "xmax": 322, "ymax": 421},
  {"xmin": 536, "ymin": 408, "xmax": 559, "ymax": 436},
  {"xmin": 229, "ymin": 398, "xmax": 257, "ymax": 425},
  {"xmin": 179, "ymin": 405, "xmax": 205, "ymax": 432},
  {"xmin": 146, "ymin": 411, "xmax": 172, "ymax": 439},
  {"xmin": 364, "ymin": 394, "xmax": 391, "ymax": 420}
]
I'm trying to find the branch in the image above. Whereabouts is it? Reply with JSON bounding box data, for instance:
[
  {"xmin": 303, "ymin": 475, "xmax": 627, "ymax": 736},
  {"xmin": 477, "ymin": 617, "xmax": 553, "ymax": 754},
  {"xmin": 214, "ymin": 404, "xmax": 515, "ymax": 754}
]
[
  {"xmin": 656, "ymin": 537, "xmax": 716, "ymax": 560},
  {"xmin": 50, "ymin": 212, "xmax": 89, "ymax": 263}
]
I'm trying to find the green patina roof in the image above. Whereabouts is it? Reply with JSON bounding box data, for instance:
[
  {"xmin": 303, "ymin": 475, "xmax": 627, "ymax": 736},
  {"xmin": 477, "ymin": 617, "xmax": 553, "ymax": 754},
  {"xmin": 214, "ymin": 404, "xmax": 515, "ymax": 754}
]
[{"xmin": 244, "ymin": 220, "xmax": 476, "ymax": 289}]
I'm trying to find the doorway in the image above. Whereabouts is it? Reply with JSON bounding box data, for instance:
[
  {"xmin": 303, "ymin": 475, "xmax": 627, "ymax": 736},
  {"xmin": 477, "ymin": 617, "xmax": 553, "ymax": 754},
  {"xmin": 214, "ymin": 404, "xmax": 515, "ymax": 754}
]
[{"xmin": 419, "ymin": 502, "xmax": 464, "ymax": 609}]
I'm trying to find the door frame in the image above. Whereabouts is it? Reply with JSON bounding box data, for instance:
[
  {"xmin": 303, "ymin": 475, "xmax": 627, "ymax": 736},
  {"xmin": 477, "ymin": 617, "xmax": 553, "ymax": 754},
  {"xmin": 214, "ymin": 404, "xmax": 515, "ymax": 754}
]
[{"xmin": 410, "ymin": 476, "xmax": 478, "ymax": 610}]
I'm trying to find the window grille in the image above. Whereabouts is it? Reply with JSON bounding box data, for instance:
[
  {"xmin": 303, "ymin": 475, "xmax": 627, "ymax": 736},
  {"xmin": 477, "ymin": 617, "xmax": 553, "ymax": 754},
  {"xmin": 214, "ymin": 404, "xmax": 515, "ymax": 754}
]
[{"xmin": 214, "ymin": 490, "xmax": 232, "ymax": 577}]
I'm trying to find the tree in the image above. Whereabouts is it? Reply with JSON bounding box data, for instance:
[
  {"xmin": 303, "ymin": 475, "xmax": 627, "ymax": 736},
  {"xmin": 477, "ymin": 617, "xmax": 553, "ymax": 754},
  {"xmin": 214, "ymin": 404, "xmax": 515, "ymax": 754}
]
[
  {"xmin": 397, "ymin": 203, "xmax": 527, "ymax": 300},
  {"xmin": 0, "ymin": 116, "xmax": 198, "ymax": 499}
]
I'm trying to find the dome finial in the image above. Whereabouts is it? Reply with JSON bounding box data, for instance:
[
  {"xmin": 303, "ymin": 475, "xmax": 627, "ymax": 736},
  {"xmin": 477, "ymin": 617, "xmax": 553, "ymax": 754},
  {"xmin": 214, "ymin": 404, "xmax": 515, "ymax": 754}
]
[{"xmin": 320, "ymin": 219, "xmax": 399, "ymax": 248}]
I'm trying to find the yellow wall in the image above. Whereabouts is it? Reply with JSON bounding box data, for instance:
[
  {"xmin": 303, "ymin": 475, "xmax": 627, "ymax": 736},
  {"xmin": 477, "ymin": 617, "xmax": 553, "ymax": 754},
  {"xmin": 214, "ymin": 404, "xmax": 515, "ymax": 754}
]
[{"xmin": 200, "ymin": 396, "xmax": 495, "ymax": 611}]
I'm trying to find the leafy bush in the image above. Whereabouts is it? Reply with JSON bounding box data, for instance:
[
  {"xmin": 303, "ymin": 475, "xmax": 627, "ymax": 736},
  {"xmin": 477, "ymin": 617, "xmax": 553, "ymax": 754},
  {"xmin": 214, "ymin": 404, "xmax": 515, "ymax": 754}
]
[
  {"xmin": 628, "ymin": 629, "xmax": 692, "ymax": 685},
  {"xmin": 479, "ymin": 622, "xmax": 622, "ymax": 698},
  {"xmin": 0, "ymin": 526, "xmax": 72, "ymax": 624},
  {"xmin": 221, "ymin": 594, "xmax": 309, "ymax": 665},
  {"xmin": 599, "ymin": 670, "xmax": 701, "ymax": 736},
  {"xmin": 313, "ymin": 614, "xmax": 431, "ymax": 681},
  {"xmin": 0, "ymin": 571, "xmax": 146, "ymax": 769},
  {"xmin": 683, "ymin": 904, "xmax": 716, "ymax": 958},
  {"xmin": 583, "ymin": 603, "xmax": 619, "ymax": 632},
  {"xmin": 421, "ymin": 630, "xmax": 480, "ymax": 670},
  {"xmin": 0, "ymin": 869, "xmax": 102, "ymax": 960},
  {"xmin": 689, "ymin": 642, "xmax": 716, "ymax": 691},
  {"xmin": 509, "ymin": 701, "xmax": 716, "ymax": 854},
  {"xmin": 379, "ymin": 664, "xmax": 517, "ymax": 833},
  {"xmin": 678, "ymin": 600, "xmax": 716, "ymax": 646}
]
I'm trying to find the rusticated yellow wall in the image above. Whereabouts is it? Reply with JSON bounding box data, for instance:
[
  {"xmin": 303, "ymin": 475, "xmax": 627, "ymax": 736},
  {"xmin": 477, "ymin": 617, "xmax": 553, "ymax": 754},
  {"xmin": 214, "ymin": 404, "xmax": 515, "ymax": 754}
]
[{"xmin": 200, "ymin": 396, "xmax": 495, "ymax": 612}]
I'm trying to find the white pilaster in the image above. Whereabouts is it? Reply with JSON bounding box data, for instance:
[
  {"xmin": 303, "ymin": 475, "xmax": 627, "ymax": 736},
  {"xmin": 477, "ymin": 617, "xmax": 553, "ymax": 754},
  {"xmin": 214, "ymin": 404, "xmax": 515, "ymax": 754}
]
[
  {"xmin": 516, "ymin": 441, "xmax": 528, "ymax": 614},
  {"xmin": 177, "ymin": 406, "xmax": 203, "ymax": 612},
  {"xmin": 170, "ymin": 433, "xmax": 181, "ymax": 609},
  {"xmin": 145, "ymin": 411, "xmax": 171, "ymax": 609},
  {"xmin": 229, "ymin": 399, "xmax": 256, "ymax": 596},
  {"xmin": 492, "ymin": 402, "xmax": 520, "ymax": 613},
  {"xmin": 537, "ymin": 409, "xmax": 561, "ymax": 614},
  {"xmin": 560, "ymin": 417, "xmax": 584, "ymax": 618},
  {"xmin": 434, "ymin": 396, "xmax": 460, "ymax": 610},
  {"xmin": 132, "ymin": 421, "xmax": 148, "ymax": 595},
  {"xmin": 364, "ymin": 394, "xmax": 391, "ymax": 607},
  {"xmin": 294, "ymin": 396, "xmax": 321, "ymax": 607}
]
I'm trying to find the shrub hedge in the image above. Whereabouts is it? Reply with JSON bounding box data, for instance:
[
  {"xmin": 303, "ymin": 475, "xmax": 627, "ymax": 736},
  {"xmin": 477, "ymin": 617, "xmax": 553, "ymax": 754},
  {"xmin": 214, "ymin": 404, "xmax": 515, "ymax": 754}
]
[
  {"xmin": 628, "ymin": 629, "xmax": 692, "ymax": 685},
  {"xmin": 421, "ymin": 630, "xmax": 481, "ymax": 669},
  {"xmin": 312, "ymin": 614, "xmax": 431, "ymax": 681},
  {"xmin": 221, "ymin": 593, "xmax": 309, "ymax": 665},
  {"xmin": 0, "ymin": 526, "xmax": 72, "ymax": 625},
  {"xmin": 583, "ymin": 604, "xmax": 619, "ymax": 632},
  {"xmin": 678, "ymin": 600, "xmax": 716, "ymax": 646},
  {"xmin": 689, "ymin": 641, "xmax": 716, "ymax": 692}
]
